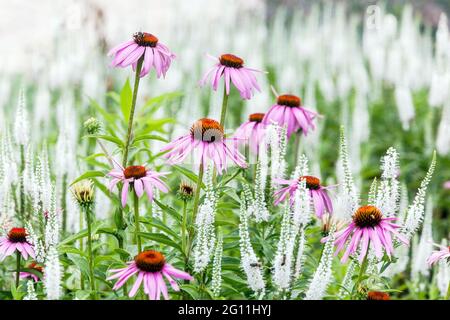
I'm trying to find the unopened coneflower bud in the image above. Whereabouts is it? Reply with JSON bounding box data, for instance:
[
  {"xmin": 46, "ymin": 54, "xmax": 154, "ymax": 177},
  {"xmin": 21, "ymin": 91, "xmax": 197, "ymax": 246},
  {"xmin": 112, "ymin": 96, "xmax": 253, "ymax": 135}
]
[
  {"xmin": 177, "ymin": 181, "xmax": 195, "ymax": 202},
  {"xmin": 71, "ymin": 180, "xmax": 94, "ymax": 208},
  {"xmin": 321, "ymin": 213, "xmax": 346, "ymax": 236},
  {"xmin": 367, "ymin": 291, "xmax": 390, "ymax": 300},
  {"xmin": 84, "ymin": 117, "xmax": 102, "ymax": 135}
]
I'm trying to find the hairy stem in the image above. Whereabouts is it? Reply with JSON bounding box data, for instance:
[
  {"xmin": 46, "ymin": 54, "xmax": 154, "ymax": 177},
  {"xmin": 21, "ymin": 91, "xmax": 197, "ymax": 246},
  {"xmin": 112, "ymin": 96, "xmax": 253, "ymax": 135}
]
[
  {"xmin": 85, "ymin": 206, "xmax": 97, "ymax": 299},
  {"xmin": 134, "ymin": 191, "xmax": 142, "ymax": 253},
  {"xmin": 122, "ymin": 55, "xmax": 144, "ymax": 168}
]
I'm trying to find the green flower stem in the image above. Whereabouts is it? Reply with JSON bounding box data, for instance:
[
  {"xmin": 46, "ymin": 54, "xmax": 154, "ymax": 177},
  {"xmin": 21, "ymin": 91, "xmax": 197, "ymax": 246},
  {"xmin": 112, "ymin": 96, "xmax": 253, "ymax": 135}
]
[
  {"xmin": 133, "ymin": 191, "xmax": 142, "ymax": 253},
  {"xmin": 219, "ymin": 84, "xmax": 229, "ymax": 127},
  {"xmin": 191, "ymin": 164, "xmax": 204, "ymax": 230},
  {"xmin": 85, "ymin": 206, "xmax": 97, "ymax": 299},
  {"xmin": 186, "ymin": 164, "xmax": 204, "ymax": 267},
  {"xmin": 79, "ymin": 212, "xmax": 85, "ymax": 290},
  {"xmin": 181, "ymin": 200, "xmax": 188, "ymax": 260},
  {"xmin": 353, "ymin": 249, "xmax": 369, "ymax": 299},
  {"xmin": 116, "ymin": 55, "xmax": 144, "ymax": 296},
  {"xmin": 15, "ymin": 251, "xmax": 21, "ymax": 288},
  {"xmin": 122, "ymin": 55, "xmax": 144, "ymax": 168}
]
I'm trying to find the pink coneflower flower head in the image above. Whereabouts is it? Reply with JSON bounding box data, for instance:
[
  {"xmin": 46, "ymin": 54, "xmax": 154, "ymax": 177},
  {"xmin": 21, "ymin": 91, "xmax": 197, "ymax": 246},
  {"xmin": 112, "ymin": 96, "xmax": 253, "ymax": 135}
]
[
  {"xmin": 367, "ymin": 291, "xmax": 390, "ymax": 300},
  {"xmin": 443, "ymin": 181, "xmax": 450, "ymax": 190},
  {"xmin": 263, "ymin": 94, "xmax": 318, "ymax": 139},
  {"xmin": 234, "ymin": 113, "xmax": 267, "ymax": 154},
  {"xmin": 19, "ymin": 261, "xmax": 43, "ymax": 282},
  {"xmin": 108, "ymin": 32, "xmax": 175, "ymax": 78},
  {"xmin": 107, "ymin": 162, "xmax": 169, "ymax": 207},
  {"xmin": 0, "ymin": 227, "xmax": 35, "ymax": 261},
  {"xmin": 107, "ymin": 250, "xmax": 193, "ymax": 300},
  {"xmin": 161, "ymin": 118, "xmax": 247, "ymax": 174},
  {"xmin": 199, "ymin": 53, "xmax": 262, "ymax": 100},
  {"xmin": 426, "ymin": 243, "xmax": 450, "ymax": 266},
  {"xmin": 325, "ymin": 205, "xmax": 409, "ymax": 263},
  {"xmin": 274, "ymin": 175, "xmax": 333, "ymax": 218}
]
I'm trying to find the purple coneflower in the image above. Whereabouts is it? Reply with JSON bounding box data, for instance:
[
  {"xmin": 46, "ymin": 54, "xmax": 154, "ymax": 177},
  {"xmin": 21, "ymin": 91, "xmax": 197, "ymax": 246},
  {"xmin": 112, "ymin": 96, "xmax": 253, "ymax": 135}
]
[
  {"xmin": 274, "ymin": 176, "xmax": 333, "ymax": 218},
  {"xmin": 107, "ymin": 163, "xmax": 169, "ymax": 207},
  {"xmin": 19, "ymin": 262, "xmax": 43, "ymax": 282},
  {"xmin": 200, "ymin": 53, "xmax": 262, "ymax": 100},
  {"xmin": 367, "ymin": 291, "xmax": 390, "ymax": 300},
  {"xmin": 234, "ymin": 113, "xmax": 267, "ymax": 154},
  {"xmin": 108, "ymin": 32, "xmax": 175, "ymax": 78},
  {"xmin": 161, "ymin": 118, "xmax": 247, "ymax": 174},
  {"xmin": 0, "ymin": 228, "xmax": 35, "ymax": 261},
  {"xmin": 427, "ymin": 243, "xmax": 450, "ymax": 266},
  {"xmin": 324, "ymin": 205, "xmax": 409, "ymax": 263},
  {"xmin": 263, "ymin": 94, "xmax": 318, "ymax": 139},
  {"xmin": 107, "ymin": 250, "xmax": 193, "ymax": 300}
]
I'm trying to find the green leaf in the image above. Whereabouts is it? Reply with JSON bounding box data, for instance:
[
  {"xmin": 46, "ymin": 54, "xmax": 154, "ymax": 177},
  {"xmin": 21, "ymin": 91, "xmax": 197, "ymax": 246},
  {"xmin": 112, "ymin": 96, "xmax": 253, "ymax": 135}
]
[
  {"xmin": 67, "ymin": 253, "xmax": 90, "ymax": 279},
  {"xmin": 138, "ymin": 232, "xmax": 182, "ymax": 252},
  {"xmin": 140, "ymin": 217, "xmax": 179, "ymax": 238},
  {"xmin": 84, "ymin": 134, "xmax": 124, "ymax": 147},
  {"xmin": 153, "ymin": 199, "xmax": 182, "ymax": 222},
  {"xmin": 180, "ymin": 284, "xmax": 200, "ymax": 299},
  {"xmin": 133, "ymin": 134, "xmax": 168, "ymax": 145},
  {"xmin": 70, "ymin": 171, "xmax": 105, "ymax": 186},
  {"xmin": 120, "ymin": 79, "xmax": 133, "ymax": 121},
  {"xmin": 172, "ymin": 165, "xmax": 205, "ymax": 187}
]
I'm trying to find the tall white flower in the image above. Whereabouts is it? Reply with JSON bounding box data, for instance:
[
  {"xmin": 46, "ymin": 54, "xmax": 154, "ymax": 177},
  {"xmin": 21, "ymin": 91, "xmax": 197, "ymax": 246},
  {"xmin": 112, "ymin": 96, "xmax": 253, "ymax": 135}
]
[
  {"xmin": 211, "ymin": 234, "xmax": 223, "ymax": 298},
  {"xmin": 304, "ymin": 226, "xmax": 335, "ymax": 300},
  {"xmin": 14, "ymin": 89, "xmax": 30, "ymax": 146},
  {"xmin": 335, "ymin": 127, "xmax": 359, "ymax": 221},
  {"xmin": 436, "ymin": 101, "xmax": 450, "ymax": 155},
  {"xmin": 272, "ymin": 205, "xmax": 295, "ymax": 292},
  {"xmin": 402, "ymin": 152, "xmax": 436, "ymax": 239},
  {"xmin": 411, "ymin": 197, "xmax": 434, "ymax": 278},
  {"xmin": 24, "ymin": 281, "xmax": 38, "ymax": 300},
  {"xmin": 266, "ymin": 123, "xmax": 287, "ymax": 189},
  {"xmin": 376, "ymin": 147, "xmax": 400, "ymax": 217},
  {"xmin": 239, "ymin": 195, "xmax": 265, "ymax": 295},
  {"xmin": 394, "ymin": 82, "xmax": 415, "ymax": 130},
  {"xmin": 44, "ymin": 246, "xmax": 62, "ymax": 300},
  {"xmin": 193, "ymin": 165, "xmax": 217, "ymax": 272}
]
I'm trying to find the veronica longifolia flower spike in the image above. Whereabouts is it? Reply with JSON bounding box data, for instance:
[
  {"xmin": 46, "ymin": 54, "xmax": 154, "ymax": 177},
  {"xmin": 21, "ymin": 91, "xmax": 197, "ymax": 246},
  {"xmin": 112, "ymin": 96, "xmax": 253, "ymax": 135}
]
[
  {"xmin": 263, "ymin": 94, "xmax": 318, "ymax": 139},
  {"xmin": 107, "ymin": 161, "xmax": 169, "ymax": 207},
  {"xmin": 199, "ymin": 53, "xmax": 262, "ymax": 100},
  {"xmin": 427, "ymin": 242, "xmax": 450, "ymax": 266},
  {"xmin": 107, "ymin": 250, "xmax": 193, "ymax": 300},
  {"xmin": 234, "ymin": 113, "xmax": 267, "ymax": 154},
  {"xmin": 108, "ymin": 32, "xmax": 175, "ymax": 78},
  {"xmin": 274, "ymin": 176, "xmax": 333, "ymax": 219},
  {"xmin": 323, "ymin": 205, "xmax": 409, "ymax": 263},
  {"xmin": 161, "ymin": 118, "xmax": 247, "ymax": 174},
  {"xmin": 0, "ymin": 227, "xmax": 35, "ymax": 261}
]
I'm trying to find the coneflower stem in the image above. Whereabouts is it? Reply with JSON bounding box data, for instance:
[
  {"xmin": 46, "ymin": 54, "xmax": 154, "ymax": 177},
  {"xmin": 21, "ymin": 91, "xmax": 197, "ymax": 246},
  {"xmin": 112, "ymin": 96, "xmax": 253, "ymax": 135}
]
[
  {"xmin": 182, "ymin": 200, "xmax": 187, "ymax": 261},
  {"xmin": 354, "ymin": 251, "xmax": 369, "ymax": 299},
  {"xmin": 133, "ymin": 191, "xmax": 142, "ymax": 253},
  {"xmin": 79, "ymin": 212, "xmax": 85, "ymax": 290},
  {"xmin": 15, "ymin": 251, "xmax": 21, "ymax": 288},
  {"xmin": 85, "ymin": 206, "xmax": 97, "ymax": 299},
  {"xmin": 122, "ymin": 55, "xmax": 144, "ymax": 168},
  {"xmin": 219, "ymin": 84, "xmax": 229, "ymax": 127}
]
